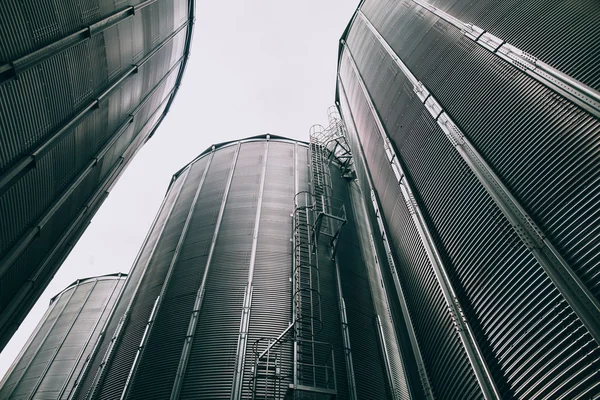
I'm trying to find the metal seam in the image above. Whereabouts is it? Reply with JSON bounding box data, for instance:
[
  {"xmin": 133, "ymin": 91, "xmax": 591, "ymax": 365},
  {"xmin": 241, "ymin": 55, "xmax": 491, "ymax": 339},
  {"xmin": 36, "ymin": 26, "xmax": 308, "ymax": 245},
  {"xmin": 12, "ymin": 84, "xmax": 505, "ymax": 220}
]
[
  {"xmin": 405, "ymin": 1, "xmax": 600, "ymax": 117},
  {"xmin": 4, "ymin": 283, "xmax": 78, "ymax": 399},
  {"xmin": 343, "ymin": 42, "xmax": 501, "ymax": 400},
  {"xmin": 334, "ymin": 259, "xmax": 357, "ymax": 400},
  {"xmin": 375, "ymin": 315, "xmax": 396, "ymax": 399},
  {"xmin": 231, "ymin": 139, "xmax": 270, "ymax": 399},
  {"xmin": 120, "ymin": 155, "xmax": 209, "ymax": 399},
  {"xmin": 363, "ymin": 188, "xmax": 413, "ymax": 400},
  {"xmin": 146, "ymin": 0, "xmax": 196, "ymax": 142},
  {"xmin": 0, "ymin": 18, "xmax": 189, "ymax": 197},
  {"xmin": 291, "ymin": 142, "xmax": 299, "ymax": 387},
  {"xmin": 58, "ymin": 275, "xmax": 124, "ymax": 400},
  {"xmin": 357, "ymin": 11, "xmax": 600, "ymax": 344},
  {"xmin": 86, "ymin": 168, "xmax": 189, "ymax": 400},
  {"xmin": 28, "ymin": 280, "xmax": 99, "ymax": 399},
  {"xmin": 0, "ymin": 0, "xmax": 157, "ymax": 83},
  {"xmin": 337, "ymin": 79, "xmax": 435, "ymax": 399},
  {"xmin": 0, "ymin": 294, "xmax": 58, "ymax": 391},
  {"xmin": 170, "ymin": 142, "xmax": 241, "ymax": 400},
  {"xmin": 120, "ymin": 295, "xmax": 160, "ymax": 400}
]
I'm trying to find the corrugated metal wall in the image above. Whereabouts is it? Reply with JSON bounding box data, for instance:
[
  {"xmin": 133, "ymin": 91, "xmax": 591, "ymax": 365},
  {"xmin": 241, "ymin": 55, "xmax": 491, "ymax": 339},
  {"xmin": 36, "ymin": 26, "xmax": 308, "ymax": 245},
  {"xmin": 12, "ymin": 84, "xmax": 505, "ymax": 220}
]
[
  {"xmin": 0, "ymin": 0, "xmax": 195, "ymax": 351},
  {"xmin": 72, "ymin": 165, "xmax": 188, "ymax": 400},
  {"xmin": 71, "ymin": 136, "xmax": 401, "ymax": 399},
  {"xmin": 337, "ymin": 0, "xmax": 600, "ymax": 399},
  {"xmin": 331, "ymin": 170, "xmax": 401, "ymax": 400},
  {"xmin": 75, "ymin": 138, "xmax": 300, "ymax": 399},
  {"xmin": 343, "ymin": 119, "xmax": 432, "ymax": 400},
  {"xmin": 0, "ymin": 274, "xmax": 125, "ymax": 400}
]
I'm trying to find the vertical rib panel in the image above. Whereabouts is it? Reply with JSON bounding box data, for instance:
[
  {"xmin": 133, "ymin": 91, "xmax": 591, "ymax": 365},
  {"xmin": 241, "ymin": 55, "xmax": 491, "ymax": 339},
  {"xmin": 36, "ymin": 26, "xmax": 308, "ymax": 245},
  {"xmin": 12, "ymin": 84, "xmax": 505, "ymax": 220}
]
[
  {"xmin": 124, "ymin": 154, "xmax": 215, "ymax": 400},
  {"xmin": 179, "ymin": 142, "xmax": 263, "ymax": 399},
  {"xmin": 339, "ymin": 52, "xmax": 483, "ymax": 399},
  {"xmin": 332, "ymin": 174, "xmax": 394, "ymax": 400},
  {"xmin": 0, "ymin": 0, "xmax": 194, "ymax": 350},
  {"xmin": 338, "ymin": 1, "xmax": 600, "ymax": 397},
  {"xmin": 10, "ymin": 284, "xmax": 85, "ymax": 399},
  {"xmin": 74, "ymin": 173, "xmax": 186, "ymax": 400},
  {"xmin": 94, "ymin": 168, "xmax": 195, "ymax": 400},
  {"xmin": 59, "ymin": 277, "xmax": 125, "ymax": 400},
  {"xmin": 0, "ymin": 296, "xmax": 67, "ymax": 399},
  {"xmin": 0, "ymin": 276, "xmax": 126, "ymax": 400},
  {"xmin": 241, "ymin": 142, "xmax": 295, "ymax": 398}
]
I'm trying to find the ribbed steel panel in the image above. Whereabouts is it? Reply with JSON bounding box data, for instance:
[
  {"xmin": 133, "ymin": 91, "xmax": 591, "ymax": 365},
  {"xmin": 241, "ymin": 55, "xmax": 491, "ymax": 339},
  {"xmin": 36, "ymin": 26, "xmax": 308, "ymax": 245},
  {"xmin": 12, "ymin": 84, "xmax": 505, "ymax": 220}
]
[
  {"xmin": 399, "ymin": 0, "xmax": 600, "ymax": 91},
  {"xmin": 345, "ymin": 107, "xmax": 433, "ymax": 400},
  {"xmin": 337, "ymin": 1, "xmax": 600, "ymax": 398},
  {"xmin": 72, "ymin": 168, "xmax": 187, "ymax": 400},
  {"xmin": 179, "ymin": 142, "xmax": 260, "ymax": 398},
  {"xmin": 0, "ymin": 0, "xmax": 196, "ymax": 351},
  {"xmin": 357, "ymin": 0, "xmax": 600, "ymax": 304},
  {"xmin": 92, "ymin": 166, "xmax": 197, "ymax": 400},
  {"xmin": 349, "ymin": 175, "xmax": 417, "ymax": 400},
  {"xmin": 338, "ymin": 67, "xmax": 483, "ymax": 399},
  {"xmin": 71, "ymin": 136, "xmax": 398, "ymax": 399},
  {"xmin": 0, "ymin": 274, "xmax": 125, "ymax": 400},
  {"xmin": 129, "ymin": 147, "xmax": 231, "ymax": 400},
  {"xmin": 331, "ymin": 175, "xmax": 394, "ymax": 400},
  {"xmin": 240, "ymin": 141, "xmax": 294, "ymax": 398}
]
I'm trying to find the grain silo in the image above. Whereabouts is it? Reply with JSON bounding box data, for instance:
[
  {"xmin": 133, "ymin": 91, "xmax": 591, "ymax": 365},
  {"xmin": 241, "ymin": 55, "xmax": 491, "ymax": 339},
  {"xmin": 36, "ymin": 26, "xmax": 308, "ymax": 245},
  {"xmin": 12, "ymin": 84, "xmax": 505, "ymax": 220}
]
[
  {"xmin": 0, "ymin": 274, "xmax": 126, "ymax": 399},
  {"xmin": 336, "ymin": 0, "xmax": 600, "ymax": 398},
  {"xmin": 0, "ymin": 0, "xmax": 195, "ymax": 350},
  {"xmin": 71, "ymin": 132, "xmax": 411, "ymax": 400}
]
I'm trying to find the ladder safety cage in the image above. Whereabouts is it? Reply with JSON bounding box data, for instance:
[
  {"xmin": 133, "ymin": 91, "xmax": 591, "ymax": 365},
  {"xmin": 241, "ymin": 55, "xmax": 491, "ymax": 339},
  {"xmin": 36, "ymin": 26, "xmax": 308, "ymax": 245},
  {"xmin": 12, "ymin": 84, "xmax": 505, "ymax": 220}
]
[
  {"xmin": 309, "ymin": 106, "xmax": 355, "ymax": 176},
  {"xmin": 251, "ymin": 113, "xmax": 352, "ymax": 399}
]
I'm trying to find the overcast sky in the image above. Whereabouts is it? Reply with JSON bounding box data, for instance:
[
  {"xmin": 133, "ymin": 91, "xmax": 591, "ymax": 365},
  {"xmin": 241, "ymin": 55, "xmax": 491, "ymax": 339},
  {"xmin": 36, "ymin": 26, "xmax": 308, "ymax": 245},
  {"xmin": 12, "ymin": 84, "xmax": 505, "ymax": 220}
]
[{"xmin": 0, "ymin": 0, "xmax": 358, "ymax": 380}]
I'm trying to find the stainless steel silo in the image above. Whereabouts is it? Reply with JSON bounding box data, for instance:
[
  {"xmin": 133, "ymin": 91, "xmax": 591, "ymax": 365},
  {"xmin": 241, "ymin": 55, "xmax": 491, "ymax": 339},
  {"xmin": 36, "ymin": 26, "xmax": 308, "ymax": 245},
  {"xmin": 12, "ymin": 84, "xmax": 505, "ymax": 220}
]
[
  {"xmin": 0, "ymin": 0, "xmax": 195, "ymax": 351},
  {"xmin": 336, "ymin": 1, "xmax": 600, "ymax": 399},
  {"xmin": 0, "ymin": 273, "xmax": 126, "ymax": 400},
  {"xmin": 71, "ymin": 134, "xmax": 409, "ymax": 400}
]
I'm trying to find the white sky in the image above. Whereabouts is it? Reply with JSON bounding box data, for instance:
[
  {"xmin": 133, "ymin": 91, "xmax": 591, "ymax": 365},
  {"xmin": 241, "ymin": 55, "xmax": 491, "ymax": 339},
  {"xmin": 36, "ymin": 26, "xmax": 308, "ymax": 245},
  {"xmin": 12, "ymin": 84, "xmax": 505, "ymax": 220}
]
[{"xmin": 0, "ymin": 0, "xmax": 358, "ymax": 380}]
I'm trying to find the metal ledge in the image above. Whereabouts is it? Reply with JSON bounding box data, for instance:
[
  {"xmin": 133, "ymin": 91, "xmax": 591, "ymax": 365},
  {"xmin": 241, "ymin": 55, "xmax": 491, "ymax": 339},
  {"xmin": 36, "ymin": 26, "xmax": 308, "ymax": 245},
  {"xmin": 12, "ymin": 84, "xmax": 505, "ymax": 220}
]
[{"xmin": 0, "ymin": 19, "xmax": 189, "ymax": 196}]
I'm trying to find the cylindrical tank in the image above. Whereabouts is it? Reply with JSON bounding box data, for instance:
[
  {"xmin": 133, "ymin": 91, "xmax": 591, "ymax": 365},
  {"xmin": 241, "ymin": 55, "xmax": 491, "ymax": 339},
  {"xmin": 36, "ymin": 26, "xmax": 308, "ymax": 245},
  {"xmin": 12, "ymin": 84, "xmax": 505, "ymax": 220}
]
[
  {"xmin": 0, "ymin": 0, "xmax": 195, "ymax": 351},
  {"xmin": 73, "ymin": 134, "xmax": 407, "ymax": 400},
  {"xmin": 0, "ymin": 273, "xmax": 126, "ymax": 400},
  {"xmin": 337, "ymin": 1, "xmax": 600, "ymax": 399}
]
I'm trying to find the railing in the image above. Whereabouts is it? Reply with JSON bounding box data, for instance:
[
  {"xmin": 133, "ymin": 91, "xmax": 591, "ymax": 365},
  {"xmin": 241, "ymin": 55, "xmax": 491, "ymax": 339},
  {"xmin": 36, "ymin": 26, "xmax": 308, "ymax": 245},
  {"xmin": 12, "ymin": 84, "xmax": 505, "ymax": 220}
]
[
  {"xmin": 309, "ymin": 107, "xmax": 354, "ymax": 173},
  {"xmin": 250, "ymin": 337, "xmax": 290, "ymax": 399},
  {"xmin": 250, "ymin": 336, "xmax": 337, "ymax": 400},
  {"xmin": 250, "ymin": 128, "xmax": 347, "ymax": 399}
]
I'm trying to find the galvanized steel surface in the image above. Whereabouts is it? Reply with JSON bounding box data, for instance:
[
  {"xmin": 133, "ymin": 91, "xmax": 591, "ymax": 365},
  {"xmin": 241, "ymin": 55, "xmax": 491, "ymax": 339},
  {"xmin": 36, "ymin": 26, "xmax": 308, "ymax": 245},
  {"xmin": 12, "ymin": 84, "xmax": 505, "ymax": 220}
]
[
  {"xmin": 0, "ymin": 0, "xmax": 195, "ymax": 351},
  {"xmin": 331, "ymin": 173, "xmax": 406, "ymax": 400},
  {"xmin": 337, "ymin": 0, "xmax": 600, "ymax": 399},
  {"xmin": 0, "ymin": 274, "xmax": 125, "ymax": 400}
]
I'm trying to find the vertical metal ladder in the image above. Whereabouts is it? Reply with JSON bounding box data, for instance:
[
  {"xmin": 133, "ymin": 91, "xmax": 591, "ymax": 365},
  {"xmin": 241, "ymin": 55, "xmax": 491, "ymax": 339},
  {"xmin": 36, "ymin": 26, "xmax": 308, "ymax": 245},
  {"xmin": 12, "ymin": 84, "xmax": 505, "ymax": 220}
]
[{"xmin": 251, "ymin": 129, "xmax": 346, "ymax": 400}]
